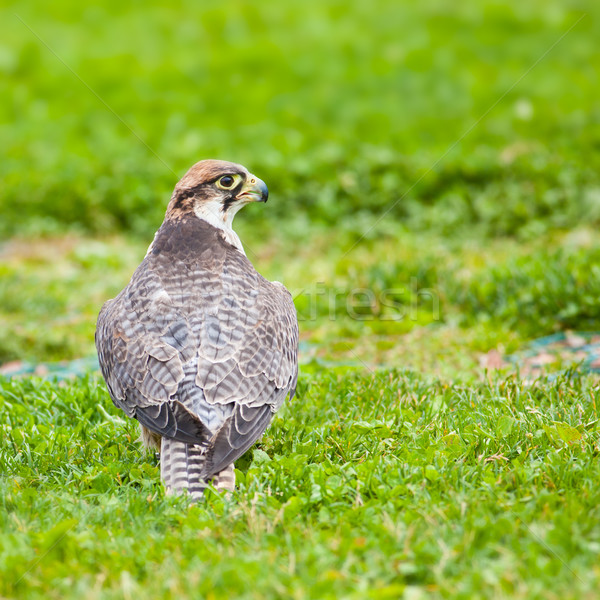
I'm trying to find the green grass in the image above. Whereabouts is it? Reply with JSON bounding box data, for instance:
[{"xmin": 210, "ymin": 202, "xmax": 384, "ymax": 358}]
[
  {"xmin": 1, "ymin": 0, "xmax": 600, "ymax": 240},
  {"xmin": 1, "ymin": 370, "xmax": 599, "ymax": 599},
  {"xmin": 2, "ymin": 228, "xmax": 600, "ymax": 377},
  {"xmin": 3, "ymin": 0, "xmax": 600, "ymax": 597}
]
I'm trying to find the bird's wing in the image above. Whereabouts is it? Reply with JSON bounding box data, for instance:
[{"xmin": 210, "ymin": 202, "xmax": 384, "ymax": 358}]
[
  {"xmin": 96, "ymin": 233, "xmax": 299, "ymax": 475},
  {"xmin": 194, "ymin": 248, "xmax": 299, "ymax": 476},
  {"xmin": 96, "ymin": 255, "xmax": 210, "ymax": 444}
]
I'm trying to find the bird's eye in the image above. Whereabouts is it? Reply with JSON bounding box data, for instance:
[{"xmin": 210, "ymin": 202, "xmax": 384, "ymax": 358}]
[{"xmin": 217, "ymin": 175, "xmax": 236, "ymax": 189}]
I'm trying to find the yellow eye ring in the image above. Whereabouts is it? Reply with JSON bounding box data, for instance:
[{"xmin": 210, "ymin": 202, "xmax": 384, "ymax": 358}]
[{"xmin": 216, "ymin": 174, "xmax": 239, "ymax": 190}]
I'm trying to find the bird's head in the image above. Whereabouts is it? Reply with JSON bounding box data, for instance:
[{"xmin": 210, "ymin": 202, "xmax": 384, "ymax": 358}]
[{"xmin": 166, "ymin": 159, "xmax": 268, "ymax": 226}]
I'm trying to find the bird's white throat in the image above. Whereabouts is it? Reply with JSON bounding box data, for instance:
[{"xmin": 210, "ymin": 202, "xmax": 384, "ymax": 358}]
[{"xmin": 193, "ymin": 199, "xmax": 246, "ymax": 255}]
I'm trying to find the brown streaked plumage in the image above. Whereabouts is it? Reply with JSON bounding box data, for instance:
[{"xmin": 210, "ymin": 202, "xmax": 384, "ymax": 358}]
[{"xmin": 95, "ymin": 159, "xmax": 298, "ymax": 500}]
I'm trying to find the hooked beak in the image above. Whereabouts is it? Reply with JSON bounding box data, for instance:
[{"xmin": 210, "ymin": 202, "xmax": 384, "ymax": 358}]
[{"xmin": 236, "ymin": 175, "xmax": 269, "ymax": 203}]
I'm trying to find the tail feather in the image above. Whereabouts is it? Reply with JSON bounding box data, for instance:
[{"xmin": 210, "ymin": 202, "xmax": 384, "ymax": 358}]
[{"xmin": 160, "ymin": 437, "xmax": 208, "ymax": 501}]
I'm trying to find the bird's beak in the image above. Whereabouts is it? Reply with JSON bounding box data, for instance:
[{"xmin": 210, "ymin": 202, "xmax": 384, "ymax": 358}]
[{"xmin": 236, "ymin": 175, "xmax": 269, "ymax": 203}]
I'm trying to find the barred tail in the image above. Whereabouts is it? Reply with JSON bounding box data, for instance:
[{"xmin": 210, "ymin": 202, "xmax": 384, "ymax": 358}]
[
  {"xmin": 160, "ymin": 438, "xmax": 208, "ymax": 501},
  {"xmin": 160, "ymin": 438, "xmax": 237, "ymax": 501}
]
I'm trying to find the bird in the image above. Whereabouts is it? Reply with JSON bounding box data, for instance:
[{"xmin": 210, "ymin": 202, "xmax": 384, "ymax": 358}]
[{"xmin": 95, "ymin": 160, "xmax": 299, "ymax": 500}]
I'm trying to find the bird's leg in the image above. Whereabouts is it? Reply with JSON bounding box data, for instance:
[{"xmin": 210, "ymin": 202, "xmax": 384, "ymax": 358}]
[
  {"xmin": 211, "ymin": 463, "xmax": 236, "ymax": 493},
  {"xmin": 139, "ymin": 424, "xmax": 161, "ymax": 453}
]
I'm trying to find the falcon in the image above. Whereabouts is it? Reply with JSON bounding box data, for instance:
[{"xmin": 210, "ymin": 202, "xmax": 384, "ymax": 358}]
[{"xmin": 95, "ymin": 160, "xmax": 299, "ymax": 500}]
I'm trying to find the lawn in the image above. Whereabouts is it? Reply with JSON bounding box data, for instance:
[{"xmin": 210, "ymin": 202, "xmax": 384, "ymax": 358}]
[
  {"xmin": 2, "ymin": 371, "xmax": 599, "ymax": 599},
  {"xmin": 1, "ymin": 0, "xmax": 600, "ymax": 598}
]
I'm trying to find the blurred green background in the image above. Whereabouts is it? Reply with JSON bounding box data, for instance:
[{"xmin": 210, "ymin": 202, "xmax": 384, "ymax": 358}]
[
  {"xmin": 1, "ymin": 0, "xmax": 600, "ymax": 371},
  {"xmin": 3, "ymin": 4, "xmax": 600, "ymax": 598}
]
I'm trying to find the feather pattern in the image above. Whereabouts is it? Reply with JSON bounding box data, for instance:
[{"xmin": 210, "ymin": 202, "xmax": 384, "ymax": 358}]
[{"xmin": 96, "ymin": 211, "xmax": 298, "ymax": 499}]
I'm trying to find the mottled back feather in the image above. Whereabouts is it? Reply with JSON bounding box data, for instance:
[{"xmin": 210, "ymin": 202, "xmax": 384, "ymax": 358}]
[{"xmin": 96, "ymin": 216, "xmax": 298, "ymax": 480}]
